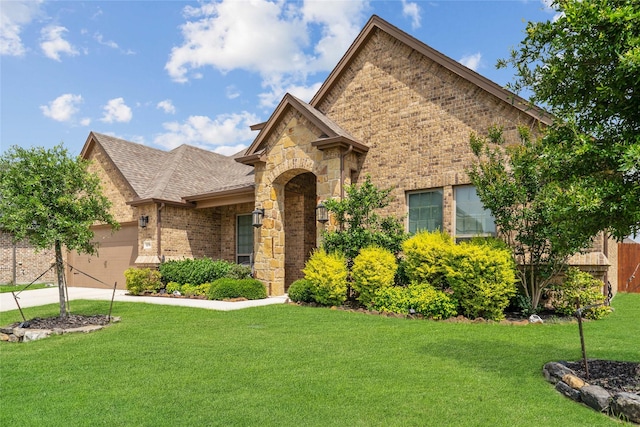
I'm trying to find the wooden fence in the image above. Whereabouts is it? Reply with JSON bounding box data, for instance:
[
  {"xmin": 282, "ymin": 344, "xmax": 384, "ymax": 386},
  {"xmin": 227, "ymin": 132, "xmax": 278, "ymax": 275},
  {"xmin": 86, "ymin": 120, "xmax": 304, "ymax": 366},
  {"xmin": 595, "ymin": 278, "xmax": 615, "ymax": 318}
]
[{"xmin": 618, "ymin": 242, "xmax": 640, "ymax": 293}]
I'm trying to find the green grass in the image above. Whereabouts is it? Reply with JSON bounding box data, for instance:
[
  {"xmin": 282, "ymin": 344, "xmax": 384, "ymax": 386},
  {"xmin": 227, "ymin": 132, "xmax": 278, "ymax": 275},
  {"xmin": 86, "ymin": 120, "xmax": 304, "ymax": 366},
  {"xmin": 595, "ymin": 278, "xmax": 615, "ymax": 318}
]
[
  {"xmin": 1, "ymin": 293, "xmax": 638, "ymax": 426},
  {"xmin": 0, "ymin": 283, "xmax": 50, "ymax": 293}
]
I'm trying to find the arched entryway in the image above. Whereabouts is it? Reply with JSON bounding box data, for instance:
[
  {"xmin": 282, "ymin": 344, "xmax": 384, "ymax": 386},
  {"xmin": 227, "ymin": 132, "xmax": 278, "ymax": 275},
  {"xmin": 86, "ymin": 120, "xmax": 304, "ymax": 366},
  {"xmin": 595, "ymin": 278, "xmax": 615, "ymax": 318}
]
[{"xmin": 283, "ymin": 172, "xmax": 317, "ymax": 291}]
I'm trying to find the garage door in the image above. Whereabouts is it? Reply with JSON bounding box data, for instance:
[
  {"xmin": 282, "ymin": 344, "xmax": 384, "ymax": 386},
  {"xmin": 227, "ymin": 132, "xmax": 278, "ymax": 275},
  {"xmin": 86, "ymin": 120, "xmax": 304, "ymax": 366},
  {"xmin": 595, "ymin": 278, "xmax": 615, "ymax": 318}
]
[{"xmin": 66, "ymin": 223, "xmax": 137, "ymax": 290}]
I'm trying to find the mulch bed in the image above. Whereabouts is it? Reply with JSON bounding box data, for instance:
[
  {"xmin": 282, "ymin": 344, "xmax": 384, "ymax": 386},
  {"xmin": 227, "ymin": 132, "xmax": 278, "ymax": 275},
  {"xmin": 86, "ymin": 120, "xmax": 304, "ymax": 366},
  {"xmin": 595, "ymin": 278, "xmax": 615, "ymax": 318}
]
[{"xmin": 564, "ymin": 359, "xmax": 640, "ymax": 394}]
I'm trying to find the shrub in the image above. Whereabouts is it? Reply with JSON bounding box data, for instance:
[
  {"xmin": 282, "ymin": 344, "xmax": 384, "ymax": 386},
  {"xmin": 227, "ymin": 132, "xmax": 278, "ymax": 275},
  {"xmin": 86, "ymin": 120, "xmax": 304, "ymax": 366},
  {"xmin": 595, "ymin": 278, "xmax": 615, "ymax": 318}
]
[
  {"xmin": 351, "ymin": 246, "xmax": 397, "ymax": 306},
  {"xmin": 181, "ymin": 283, "xmax": 198, "ymax": 297},
  {"xmin": 444, "ymin": 241, "xmax": 517, "ymax": 321},
  {"xmin": 225, "ymin": 263, "xmax": 252, "ymax": 280},
  {"xmin": 302, "ymin": 249, "xmax": 348, "ymax": 306},
  {"xmin": 159, "ymin": 258, "xmax": 232, "ymax": 285},
  {"xmin": 166, "ymin": 282, "xmax": 181, "ymax": 294},
  {"xmin": 125, "ymin": 268, "xmax": 162, "ymax": 296},
  {"xmin": 368, "ymin": 283, "xmax": 457, "ymax": 320},
  {"xmin": 402, "ymin": 230, "xmax": 454, "ymax": 288},
  {"xmin": 208, "ymin": 278, "xmax": 267, "ymax": 300},
  {"xmin": 288, "ymin": 278, "xmax": 315, "ymax": 303},
  {"xmin": 549, "ymin": 268, "xmax": 611, "ymax": 320},
  {"xmin": 406, "ymin": 283, "xmax": 458, "ymax": 320}
]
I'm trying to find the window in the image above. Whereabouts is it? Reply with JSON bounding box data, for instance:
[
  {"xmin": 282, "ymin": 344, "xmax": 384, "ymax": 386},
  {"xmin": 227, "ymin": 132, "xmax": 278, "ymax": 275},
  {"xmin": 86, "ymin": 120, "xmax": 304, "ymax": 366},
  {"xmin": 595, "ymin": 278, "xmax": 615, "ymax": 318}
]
[
  {"xmin": 236, "ymin": 214, "xmax": 252, "ymax": 265},
  {"xmin": 408, "ymin": 190, "xmax": 443, "ymax": 234},
  {"xmin": 455, "ymin": 186, "xmax": 495, "ymax": 239}
]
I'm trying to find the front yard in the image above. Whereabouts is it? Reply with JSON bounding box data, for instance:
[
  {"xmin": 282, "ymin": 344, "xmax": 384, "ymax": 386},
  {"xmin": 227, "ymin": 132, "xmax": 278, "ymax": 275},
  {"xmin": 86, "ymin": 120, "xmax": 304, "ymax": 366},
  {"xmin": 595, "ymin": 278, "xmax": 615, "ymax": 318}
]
[{"xmin": 1, "ymin": 293, "xmax": 638, "ymax": 426}]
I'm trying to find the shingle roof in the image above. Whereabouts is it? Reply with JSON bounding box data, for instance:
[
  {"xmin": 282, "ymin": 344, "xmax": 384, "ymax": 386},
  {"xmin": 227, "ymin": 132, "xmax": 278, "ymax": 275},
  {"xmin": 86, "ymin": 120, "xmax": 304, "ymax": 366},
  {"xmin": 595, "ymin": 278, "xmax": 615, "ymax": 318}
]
[{"xmin": 86, "ymin": 132, "xmax": 254, "ymax": 204}]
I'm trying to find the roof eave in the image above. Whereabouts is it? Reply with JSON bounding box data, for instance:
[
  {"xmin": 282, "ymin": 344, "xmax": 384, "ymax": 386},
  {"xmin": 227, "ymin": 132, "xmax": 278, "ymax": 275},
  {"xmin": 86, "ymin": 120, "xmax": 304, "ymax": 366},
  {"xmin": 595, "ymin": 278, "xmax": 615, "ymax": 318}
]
[
  {"xmin": 127, "ymin": 198, "xmax": 195, "ymax": 208},
  {"xmin": 311, "ymin": 136, "xmax": 369, "ymax": 154}
]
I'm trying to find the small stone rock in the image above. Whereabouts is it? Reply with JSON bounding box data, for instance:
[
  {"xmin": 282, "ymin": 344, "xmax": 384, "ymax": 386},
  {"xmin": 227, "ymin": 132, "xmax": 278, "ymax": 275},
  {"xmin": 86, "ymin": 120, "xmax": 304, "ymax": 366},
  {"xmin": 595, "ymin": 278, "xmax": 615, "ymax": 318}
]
[
  {"xmin": 13, "ymin": 328, "xmax": 25, "ymax": 338},
  {"xmin": 555, "ymin": 381, "xmax": 582, "ymax": 401},
  {"xmin": 543, "ymin": 362, "xmax": 575, "ymax": 384},
  {"xmin": 562, "ymin": 374, "xmax": 588, "ymax": 390},
  {"xmin": 580, "ymin": 385, "xmax": 612, "ymax": 412},
  {"xmin": 610, "ymin": 392, "xmax": 640, "ymax": 424},
  {"xmin": 23, "ymin": 330, "xmax": 51, "ymax": 342},
  {"xmin": 0, "ymin": 333, "xmax": 9, "ymax": 341},
  {"xmin": 8, "ymin": 334, "xmax": 19, "ymax": 342}
]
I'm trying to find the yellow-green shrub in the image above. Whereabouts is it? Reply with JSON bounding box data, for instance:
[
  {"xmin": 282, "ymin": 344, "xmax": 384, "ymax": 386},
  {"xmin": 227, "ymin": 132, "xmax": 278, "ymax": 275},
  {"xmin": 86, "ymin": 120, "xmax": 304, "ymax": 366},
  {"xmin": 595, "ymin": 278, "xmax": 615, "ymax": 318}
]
[
  {"xmin": 444, "ymin": 241, "xmax": 517, "ymax": 320},
  {"xmin": 549, "ymin": 268, "xmax": 611, "ymax": 320},
  {"xmin": 302, "ymin": 249, "xmax": 347, "ymax": 306},
  {"xmin": 124, "ymin": 268, "xmax": 162, "ymax": 295},
  {"xmin": 369, "ymin": 283, "xmax": 457, "ymax": 319},
  {"xmin": 351, "ymin": 246, "xmax": 397, "ymax": 306},
  {"xmin": 402, "ymin": 230, "xmax": 454, "ymax": 288}
]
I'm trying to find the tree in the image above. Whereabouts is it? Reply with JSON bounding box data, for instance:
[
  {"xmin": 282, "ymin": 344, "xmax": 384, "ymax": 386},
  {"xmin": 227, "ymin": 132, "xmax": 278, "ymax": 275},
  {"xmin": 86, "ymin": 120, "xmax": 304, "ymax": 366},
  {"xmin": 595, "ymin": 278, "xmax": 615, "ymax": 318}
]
[
  {"xmin": 321, "ymin": 175, "xmax": 406, "ymax": 262},
  {"xmin": 0, "ymin": 144, "xmax": 119, "ymax": 317},
  {"xmin": 468, "ymin": 126, "xmax": 594, "ymax": 311},
  {"xmin": 498, "ymin": 0, "xmax": 640, "ymax": 241}
]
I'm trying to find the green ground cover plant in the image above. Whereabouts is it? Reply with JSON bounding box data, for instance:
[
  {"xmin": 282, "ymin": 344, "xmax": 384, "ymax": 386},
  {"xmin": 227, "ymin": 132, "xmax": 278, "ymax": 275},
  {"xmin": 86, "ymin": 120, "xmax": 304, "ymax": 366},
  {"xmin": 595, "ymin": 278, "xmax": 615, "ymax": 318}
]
[{"xmin": 1, "ymin": 293, "xmax": 637, "ymax": 426}]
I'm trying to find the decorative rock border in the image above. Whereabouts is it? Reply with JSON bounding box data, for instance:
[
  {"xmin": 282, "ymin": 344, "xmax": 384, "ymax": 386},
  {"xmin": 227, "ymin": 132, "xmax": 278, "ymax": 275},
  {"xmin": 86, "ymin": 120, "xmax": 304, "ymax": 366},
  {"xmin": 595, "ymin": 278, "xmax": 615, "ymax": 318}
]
[
  {"xmin": 0, "ymin": 317, "xmax": 120, "ymax": 343},
  {"xmin": 544, "ymin": 361, "xmax": 640, "ymax": 424}
]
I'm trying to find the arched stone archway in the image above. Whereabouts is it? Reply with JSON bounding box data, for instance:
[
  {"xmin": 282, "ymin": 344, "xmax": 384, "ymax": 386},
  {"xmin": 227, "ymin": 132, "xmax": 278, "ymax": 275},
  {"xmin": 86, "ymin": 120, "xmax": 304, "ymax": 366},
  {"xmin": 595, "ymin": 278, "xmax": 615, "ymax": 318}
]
[{"xmin": 283, "ymin": 172, "xmax": 317, "ymax": 291}]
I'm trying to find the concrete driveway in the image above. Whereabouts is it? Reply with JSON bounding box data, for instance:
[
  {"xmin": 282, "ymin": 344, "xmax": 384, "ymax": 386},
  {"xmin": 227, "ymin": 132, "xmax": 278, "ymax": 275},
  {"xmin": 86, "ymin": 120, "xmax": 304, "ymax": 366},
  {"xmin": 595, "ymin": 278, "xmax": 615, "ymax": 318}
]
[{"xmin": 0, "ymin": 286, "xmax": 288, "ymax": 313}]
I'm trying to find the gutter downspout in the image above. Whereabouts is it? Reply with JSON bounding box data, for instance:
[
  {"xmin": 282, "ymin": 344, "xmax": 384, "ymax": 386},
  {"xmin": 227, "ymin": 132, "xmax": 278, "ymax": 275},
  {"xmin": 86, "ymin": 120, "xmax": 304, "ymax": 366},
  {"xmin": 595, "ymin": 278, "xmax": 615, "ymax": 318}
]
[{"xmin": 157, "ymin": 203, "xmax": 165, "ymax": 262}]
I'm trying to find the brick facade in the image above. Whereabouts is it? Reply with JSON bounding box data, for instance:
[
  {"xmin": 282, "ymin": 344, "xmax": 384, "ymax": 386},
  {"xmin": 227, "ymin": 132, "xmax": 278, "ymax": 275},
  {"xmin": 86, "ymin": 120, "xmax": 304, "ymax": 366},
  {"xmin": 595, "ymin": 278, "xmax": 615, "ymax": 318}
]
[{"xmin": 0, "ymin": 231, "xmax": 56, "ymax": 285}]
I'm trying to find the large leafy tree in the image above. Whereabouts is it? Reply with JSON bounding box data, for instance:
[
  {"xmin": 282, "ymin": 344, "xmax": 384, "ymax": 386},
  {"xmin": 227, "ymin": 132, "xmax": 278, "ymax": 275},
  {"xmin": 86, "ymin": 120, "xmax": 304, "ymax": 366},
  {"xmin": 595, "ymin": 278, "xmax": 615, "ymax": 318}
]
[
  {"xmin": 468, "ymin": 126, "xmax": 594, "ymax": 311},
  {"xmin": 0, "ymin": 144, "xmax": 119, "ymax": 317},
  {"xmin": 498, "ymin": 0, "xmax": 640, "ymax": 240}
]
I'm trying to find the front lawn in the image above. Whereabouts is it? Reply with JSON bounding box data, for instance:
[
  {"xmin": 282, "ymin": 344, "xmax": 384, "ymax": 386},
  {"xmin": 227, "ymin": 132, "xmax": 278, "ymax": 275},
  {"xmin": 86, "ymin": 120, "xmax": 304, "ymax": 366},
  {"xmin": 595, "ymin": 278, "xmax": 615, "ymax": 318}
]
[
  {"xmin": 1, "ymin": 293, "xmax": 638, "ymax": 426},
  {"xmin": 0, "ymin": 283, "xmax": 50, "ymax": 293}
]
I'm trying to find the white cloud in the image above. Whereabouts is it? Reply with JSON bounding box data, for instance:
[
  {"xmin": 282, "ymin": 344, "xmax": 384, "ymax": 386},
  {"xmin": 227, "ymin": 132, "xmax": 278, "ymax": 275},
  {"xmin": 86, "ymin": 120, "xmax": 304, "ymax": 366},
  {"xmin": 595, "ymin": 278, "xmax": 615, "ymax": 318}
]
[
  {"xmin": 226, "ymin": 85, "xmax": 240, "ymax": 100},
  {"xmin": 401, "ymin": 0, "xmax": 421, "ymax": 29},
  {"xmin": 459, "ymin": 52, "xmax": 482, "ymax": 71},
  {"xmin": 165, "ymin": 0, "xmax": 368, "ymax": 106},
  {"xmin": 94, "ymin": 32, "xmax": 118, "ymax": 49},
  {"xmin": 153, "ymin": 111, "xmax": 260, "ymax": 153},
  {"xmin": 157, "ymin": 99, "xmax": 176, "ymax": 114},
  {"xmin": 1, "ymin": 0, "xmax": 43, "ymax": 56},
  {"xmin": 40, "ymin": 25, "xmax": 79, "ymax": 61},
  {"xmin": 258, "ymin": 81, "xmax": 323, "ymax": 108},
  {"xmin": 40, "ymin": 93, "xmax": 83, "ymax": 122},
  {"xmin": 80, "ymin": 117, "xmax": 91, "ymax": 126},
  {"xmin": 101, "ymin": 98, "xmax": 133, "ymax": 123}
]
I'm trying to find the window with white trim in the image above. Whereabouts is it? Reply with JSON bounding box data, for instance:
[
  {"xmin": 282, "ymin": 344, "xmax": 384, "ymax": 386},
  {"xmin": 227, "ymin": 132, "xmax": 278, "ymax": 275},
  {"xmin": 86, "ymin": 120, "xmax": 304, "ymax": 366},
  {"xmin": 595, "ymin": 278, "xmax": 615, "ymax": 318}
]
[
  {"xmin": 455, "ymin": 185, "xmax": 495, "ymax": 239},
  {"xmin": 236, "ymin": 214, "xmax": 252, "ymax": 265},
  {"xmin": 407, "ymin": 189, "xmax": 443, "ymax": 234}
]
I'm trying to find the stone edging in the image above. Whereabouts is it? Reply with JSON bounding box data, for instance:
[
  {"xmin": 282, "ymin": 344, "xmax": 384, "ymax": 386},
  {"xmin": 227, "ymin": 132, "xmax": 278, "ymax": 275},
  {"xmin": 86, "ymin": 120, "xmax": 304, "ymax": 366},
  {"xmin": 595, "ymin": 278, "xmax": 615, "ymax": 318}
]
[
  {"xmin": 543, "ymin": 361, "xmax": 640, "ymax": 424},
  {"xmin": 0, "ymin": 317, "xmax": 120, "ymax": 343}
]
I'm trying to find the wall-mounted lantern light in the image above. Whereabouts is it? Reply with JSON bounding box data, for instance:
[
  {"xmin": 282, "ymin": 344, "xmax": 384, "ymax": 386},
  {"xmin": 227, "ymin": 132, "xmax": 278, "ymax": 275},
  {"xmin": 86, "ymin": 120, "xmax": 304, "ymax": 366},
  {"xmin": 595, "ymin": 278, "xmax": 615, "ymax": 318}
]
[
  {"xmin": 316, "ymin": 202, "xmax": 329, "ymax": 224},
  {"xmin": 252, "ymin": 208, "xmax": 265, "ymax": 228},
  {"xmin": 138, "ymin": 215, "xmax": 149, "ymax": 228}
]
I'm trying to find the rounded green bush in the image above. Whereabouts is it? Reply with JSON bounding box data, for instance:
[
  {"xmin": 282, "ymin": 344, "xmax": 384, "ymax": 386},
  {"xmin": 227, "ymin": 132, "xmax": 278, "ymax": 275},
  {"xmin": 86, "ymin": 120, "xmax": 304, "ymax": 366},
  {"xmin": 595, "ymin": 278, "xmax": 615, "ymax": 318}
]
[
  {"xmin": 368, "ymin": 283, "xmax": 457, "ymax": 320},
  {"xmin": 166, "ymin": 282, "xmax": 181, "ymax": 294},
  {"xmin": 549, "ymin": 268, "xmax": 611, "ymax": 320},
  {"xmin": 208, "ymin": 278, "xmax": 267, "ymax": 300},
  {"xmin": 351, "ymin": 246, "xmax": 397, "ymax": 306},
  {"xmin": 401, "ymin": 230, "xmax": 454, "ymax": 288},
  {"xmin": 288, "ymin": 278, "xmax": 315, "ymax": 303},
  {"xmin": 445, "ymin": 241, "xmax": 516, "ymax": 321},
  {"xmin": 302, "ymin": 249, "xmax": 348, "ymax": 306},
  {"xmin": 125, "ymin": 268, "xmax": 162, "ymax": 296}
]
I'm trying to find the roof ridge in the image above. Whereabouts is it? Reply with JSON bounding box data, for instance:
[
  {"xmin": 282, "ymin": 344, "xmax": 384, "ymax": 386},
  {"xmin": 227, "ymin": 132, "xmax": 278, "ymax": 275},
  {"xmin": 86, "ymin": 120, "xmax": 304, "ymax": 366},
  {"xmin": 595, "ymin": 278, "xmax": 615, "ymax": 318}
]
[{"xmin": 146, "ymin": 145, "xmax": 188, "ymax": 199}]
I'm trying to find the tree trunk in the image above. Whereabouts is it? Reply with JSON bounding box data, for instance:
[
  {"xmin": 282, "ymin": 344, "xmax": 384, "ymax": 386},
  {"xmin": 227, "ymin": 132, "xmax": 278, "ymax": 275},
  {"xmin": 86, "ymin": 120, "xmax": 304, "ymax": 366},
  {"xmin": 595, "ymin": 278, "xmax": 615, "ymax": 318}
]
[{"xmin": 54, "ymin": 240, "xmax": 68, "ymax": 318}]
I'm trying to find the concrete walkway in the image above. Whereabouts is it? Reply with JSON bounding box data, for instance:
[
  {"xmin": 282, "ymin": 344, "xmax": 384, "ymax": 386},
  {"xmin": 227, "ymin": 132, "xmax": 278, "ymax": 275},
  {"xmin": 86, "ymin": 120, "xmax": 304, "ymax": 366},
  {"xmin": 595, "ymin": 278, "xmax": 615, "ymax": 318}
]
[{"xmin": 0, "ymin": 286, "xmax": 289, "ymax": 313}]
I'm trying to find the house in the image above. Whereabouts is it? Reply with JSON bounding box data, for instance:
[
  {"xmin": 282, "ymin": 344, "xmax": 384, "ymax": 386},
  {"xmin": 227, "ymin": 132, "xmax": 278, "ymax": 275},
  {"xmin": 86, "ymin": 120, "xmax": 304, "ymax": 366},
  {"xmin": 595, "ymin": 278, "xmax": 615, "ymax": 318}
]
[{"xmin": 71, "ymin": 15, "xmax": 618, "ymax": 296}]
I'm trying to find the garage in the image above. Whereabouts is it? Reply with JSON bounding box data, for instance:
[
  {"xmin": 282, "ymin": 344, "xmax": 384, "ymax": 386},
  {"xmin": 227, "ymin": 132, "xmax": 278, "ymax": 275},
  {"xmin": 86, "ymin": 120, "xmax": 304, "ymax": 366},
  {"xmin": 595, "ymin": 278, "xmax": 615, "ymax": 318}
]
[{"xmin": 66, "ymin": 223, "xmax": 137, "ymax": 290}]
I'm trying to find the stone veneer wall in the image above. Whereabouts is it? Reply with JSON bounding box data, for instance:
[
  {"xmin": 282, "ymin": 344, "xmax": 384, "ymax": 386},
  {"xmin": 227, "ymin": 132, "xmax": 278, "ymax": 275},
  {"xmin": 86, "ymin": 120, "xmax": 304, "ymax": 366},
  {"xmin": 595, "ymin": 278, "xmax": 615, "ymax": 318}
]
[{"xmin": 0, "ymin": 232, "xmax": 56, "ymax": 285}]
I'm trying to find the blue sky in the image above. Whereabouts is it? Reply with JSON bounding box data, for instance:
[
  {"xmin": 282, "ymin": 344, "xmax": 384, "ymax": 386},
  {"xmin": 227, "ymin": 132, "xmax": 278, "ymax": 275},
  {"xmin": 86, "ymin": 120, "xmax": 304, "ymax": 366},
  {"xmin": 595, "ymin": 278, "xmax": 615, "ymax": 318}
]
[{"xmin": 1, "ymin": 0, "xmax": 559, "ymax": 157}]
